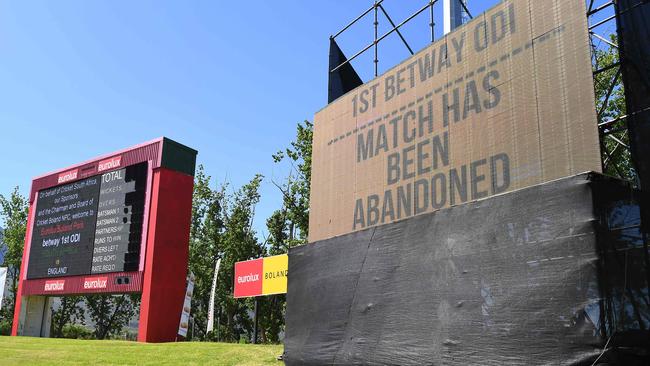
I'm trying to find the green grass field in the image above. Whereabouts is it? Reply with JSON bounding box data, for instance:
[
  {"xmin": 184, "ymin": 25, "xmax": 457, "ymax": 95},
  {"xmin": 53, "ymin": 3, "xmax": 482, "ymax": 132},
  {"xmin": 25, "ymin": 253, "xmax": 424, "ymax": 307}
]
[{"xmin": 0, "ymin": 336, "xmax": 284, "ymax": 365}]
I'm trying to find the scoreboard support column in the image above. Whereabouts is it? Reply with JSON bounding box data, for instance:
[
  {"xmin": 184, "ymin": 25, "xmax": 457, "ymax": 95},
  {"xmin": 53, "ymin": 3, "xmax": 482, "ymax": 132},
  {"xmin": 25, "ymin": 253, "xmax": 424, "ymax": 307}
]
[
  {"xmin": 137, "ymin": 167, "xmax": 194, "ymax": 343},
  {"xmin": 14, "ymin": 296, "xmax": 53, "ymax": 337},
  {"xmin": 11, "ymin": 201, "xmax": 37, "ymax": 337}
]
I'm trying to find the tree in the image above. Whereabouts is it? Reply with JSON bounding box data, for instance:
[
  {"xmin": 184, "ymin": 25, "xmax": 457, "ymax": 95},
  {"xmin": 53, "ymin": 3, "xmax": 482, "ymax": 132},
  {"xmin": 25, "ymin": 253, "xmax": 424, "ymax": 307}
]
[
  {"xmin": 50, "ymin": 296, "xmax": 85, "ymax": 338},
  {"xmin": 187, "ymin": 165, "xmax": 226, "ymax": 340},
  {"xmin": 214, "ymin": 174, "xmax": 265, "ymax": 342},
  {"xmin": 247, "ymin": 120, "xmax": 314, "ymax": 343},
  {"xmin": 186, "ymin": 169, "xmax": 265, "ymax": 342},
  {"xmin": 0, "ymin": 187, "xmax": 29, "ymax": 329},
  {"xmin": 84, "ymin": 294, "xmax": 140, "ymax": 340},
  {"xmin": 271, "ymin": 120, "xmax": 313, "ymax": 245},
  {"xmin": 266, "ymin": 210, "xmax": 289, "ymax": 256}
]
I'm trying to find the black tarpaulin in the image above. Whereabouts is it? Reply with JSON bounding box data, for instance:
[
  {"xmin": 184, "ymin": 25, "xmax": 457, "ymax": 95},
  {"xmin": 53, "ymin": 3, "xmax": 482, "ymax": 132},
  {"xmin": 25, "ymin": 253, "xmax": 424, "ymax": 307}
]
[
  {"xmin": 328, "ymin": 38, "xmax": 363, "ymax": 104},
  {"xmin": 285, "ymin": 173, "xmax": 650, "ymax": 365},
  {"xmin": 617, "ymin": 0, "xmax": 650, "ymax": 198}
]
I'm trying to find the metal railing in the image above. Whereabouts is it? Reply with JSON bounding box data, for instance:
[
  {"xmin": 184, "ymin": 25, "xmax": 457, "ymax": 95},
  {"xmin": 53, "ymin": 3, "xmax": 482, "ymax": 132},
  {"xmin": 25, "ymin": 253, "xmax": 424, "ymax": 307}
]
[{"xmin": 330, "ymin": 0, "xmax": 471, "ymax": 77}]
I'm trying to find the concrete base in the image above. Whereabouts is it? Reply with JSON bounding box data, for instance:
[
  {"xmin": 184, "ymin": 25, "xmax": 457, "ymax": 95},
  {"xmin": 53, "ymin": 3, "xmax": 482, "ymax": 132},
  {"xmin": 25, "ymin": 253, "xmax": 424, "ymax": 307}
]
[{"xmin": 15, "ymin": 295, "xmax": 52, "ymax": 337}]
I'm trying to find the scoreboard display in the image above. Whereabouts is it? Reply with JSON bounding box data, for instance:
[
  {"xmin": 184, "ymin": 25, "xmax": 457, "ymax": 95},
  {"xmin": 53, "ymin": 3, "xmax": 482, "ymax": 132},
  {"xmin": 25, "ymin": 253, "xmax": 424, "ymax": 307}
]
[
  {"xmin": 13, "ymin": 137, "xmax": 197, "ymax": 342},
  {"xmin": 27, "ymin": 162, "xmax": 147, "ymax": 279}
]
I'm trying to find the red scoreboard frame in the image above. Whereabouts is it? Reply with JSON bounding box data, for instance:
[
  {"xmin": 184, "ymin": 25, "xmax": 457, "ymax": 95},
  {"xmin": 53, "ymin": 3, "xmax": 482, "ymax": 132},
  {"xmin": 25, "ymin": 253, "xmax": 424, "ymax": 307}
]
[{"xmin": 11, "ymin": 137, "xmax": 197, "ymax": 342}]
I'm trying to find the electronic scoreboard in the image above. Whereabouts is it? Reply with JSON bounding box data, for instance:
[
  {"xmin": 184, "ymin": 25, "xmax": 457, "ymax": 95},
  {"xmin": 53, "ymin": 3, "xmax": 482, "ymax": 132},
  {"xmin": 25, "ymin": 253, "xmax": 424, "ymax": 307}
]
[{"xmin": 27, "ymin": 162, "xmax": 147, "ymax": 279}]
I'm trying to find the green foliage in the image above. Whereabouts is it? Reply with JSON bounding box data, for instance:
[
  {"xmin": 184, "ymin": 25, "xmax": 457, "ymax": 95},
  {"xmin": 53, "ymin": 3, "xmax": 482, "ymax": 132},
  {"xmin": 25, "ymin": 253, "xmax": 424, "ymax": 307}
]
[
  {"xmin": 266, "ymin": 210, "xmax": 289, "ymax": 256},
  {"xmin": 0, "ymin": 187, "xmax": 29, "ymax": 329},
  {"xmin": 0, "ymin": 187, "xmax": 28, "ymax": 270},
  {"xmin": 188, "ymin": 165, "xmax": 226, "ymax": 340},
  {"xmin": 84, "ymin": 294, "xmax": 140, "ymax": 340},
  {"xmin": 272, "ymin": 120, "xmax": 313, "ymax": 245},
  {"xmin": 245, "ymin": 120, "xmax": 315, "ymax": 344},
  {"xmin": 0, "ymin": 318, "xmax": 12, "ymax": 336},
  {"xmin": 59, "ymin": 323, "xmax": 93, "ymax": 339},
  {"xmin": 593, "ymin": 34, "xmax": 635, "ymax": 182},
  {"xmin": 188, "ymin": 169, "xmax": 265, "ymax": 343},
  {"xmin": 216, "ymin": 174, "xmax": 264, "ymax": 343},
  {"xmin": 51, "ymin": 296, "xmax": 85, "ymax": 338},
  {"xmin": 257, "ymin": 295, "xmax": 285, "ymax": 344}
]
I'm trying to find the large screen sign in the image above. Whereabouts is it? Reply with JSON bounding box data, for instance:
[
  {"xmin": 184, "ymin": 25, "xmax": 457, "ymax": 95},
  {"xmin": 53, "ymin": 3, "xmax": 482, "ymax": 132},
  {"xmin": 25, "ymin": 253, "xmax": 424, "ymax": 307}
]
[
  {"xmin": 309, "ymin": 0, "xmax": 602, "ymax": 241},
  {"xmin": 27, "ymin": 162, "xmax": 147, "ymax": 279},
  {"xmin": 13, "ymin": 137, "xmax": 197, "ymax": 342}
]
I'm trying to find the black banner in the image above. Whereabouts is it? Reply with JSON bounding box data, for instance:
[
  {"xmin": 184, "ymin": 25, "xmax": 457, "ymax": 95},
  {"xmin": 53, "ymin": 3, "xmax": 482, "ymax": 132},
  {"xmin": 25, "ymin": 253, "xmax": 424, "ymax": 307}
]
[{"xmin": 616, "ymin": 0, "xmax": 650, "ymax": 229}]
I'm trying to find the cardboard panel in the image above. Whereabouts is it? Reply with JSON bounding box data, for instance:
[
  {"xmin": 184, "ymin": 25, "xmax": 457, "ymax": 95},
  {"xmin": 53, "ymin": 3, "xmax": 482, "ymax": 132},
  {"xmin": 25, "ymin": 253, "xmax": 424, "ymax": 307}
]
[{"xmin": 309, "ymin": 0, "xmax": 600, "ymax": 242}]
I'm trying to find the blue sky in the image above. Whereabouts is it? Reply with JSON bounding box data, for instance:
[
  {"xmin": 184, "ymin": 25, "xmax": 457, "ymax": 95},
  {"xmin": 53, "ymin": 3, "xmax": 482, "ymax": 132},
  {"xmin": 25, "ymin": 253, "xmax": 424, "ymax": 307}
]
[{"xmin": 0, "ymin": 0, "xmax": 517, "ymax": 237}]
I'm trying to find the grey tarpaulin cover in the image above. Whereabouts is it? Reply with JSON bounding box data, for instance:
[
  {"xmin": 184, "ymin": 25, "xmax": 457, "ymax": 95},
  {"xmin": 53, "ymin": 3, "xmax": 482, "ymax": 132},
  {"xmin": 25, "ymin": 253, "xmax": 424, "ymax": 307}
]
[{"xmin": 285, "ymin": 173, "xmax": 650, "ymax": 365}]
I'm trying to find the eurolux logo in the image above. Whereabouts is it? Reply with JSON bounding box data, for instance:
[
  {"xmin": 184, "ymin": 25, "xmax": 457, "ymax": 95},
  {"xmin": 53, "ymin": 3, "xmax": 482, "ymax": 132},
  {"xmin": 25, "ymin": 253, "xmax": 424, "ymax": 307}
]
[
  {"xmin": 44, "ymin": 280, "xmax": 65, "ymax": 292},
  {"xmin": 233, "ymin": 258, "xmax": 263, "ymax": 298},
  {"xmin": 83, "ymin": 276, "xmax": 108, "ymax": 289},
  {"xmin": 97, "ymin": 156, "xmax": 122, "ymax": 172},
  {"xmin": 237, "ymin": 273, "xmax": 260, "ymax": 284},
  {"xmin": 57, "ymin": 169, "xmax": 78, "ymax": 184},
  {"xmin": 234, "ymin": 254, "xmax": 288, "ymax": 298}
]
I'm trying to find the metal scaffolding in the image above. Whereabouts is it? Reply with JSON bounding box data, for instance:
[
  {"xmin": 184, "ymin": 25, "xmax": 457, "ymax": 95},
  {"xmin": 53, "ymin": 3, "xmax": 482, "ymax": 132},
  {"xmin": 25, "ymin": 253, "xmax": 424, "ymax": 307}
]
[
  {"xmin": 328, "ymin": 0, "xmax": 645, "ymax": 188},
  {"xmin": 588, "ymin": 0, "xmax": 636, "ymax": 183},
  {"xmin": 587, "ymin": 0, "xmax": 650, "ymax": 189},
  {"xmin": 330, "ymin": 0, "xmax": 471, "ymax": 78}
]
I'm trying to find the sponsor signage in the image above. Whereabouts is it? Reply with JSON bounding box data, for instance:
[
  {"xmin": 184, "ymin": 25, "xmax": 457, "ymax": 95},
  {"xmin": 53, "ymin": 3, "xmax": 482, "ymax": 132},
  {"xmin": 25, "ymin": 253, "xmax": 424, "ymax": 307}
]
[
  {"xmin": 57, "ymin": 169, "xmax": 78, "ymax": 184},
  {"xmin": 206, "ymin": 258, "xmax": 221, "ymax": 334},
  {"xmin": 262, "ymin": 254, "xmax": 288, "ymax": 296},
  {"xmin": 178, "ymin": 272, "xmax": 195, "ymax": 338},
  {"xmin": 234, "ymin": 258, "xmax": 263, "ymax": 298},
  {"xmin": 97, "ymin": 156, "xmax": 122, "ymax": 172},
  {"xmin": 26, "ymin": 162, "xmax": 148, "ymax": 279},
  {"xmin": 43, "ymin": 279, "xmax": 65, "ymax": 292},
  {"xmin": 309, "ymin": 0, "xmax": 601, "ymax": 241},
  {"xmin": 233, "ymin": 254, "xmax": 288, "ymax": 298},
  {"xmin": 83, "ymin": 276, "xmax": 108, "ymax": 290}
]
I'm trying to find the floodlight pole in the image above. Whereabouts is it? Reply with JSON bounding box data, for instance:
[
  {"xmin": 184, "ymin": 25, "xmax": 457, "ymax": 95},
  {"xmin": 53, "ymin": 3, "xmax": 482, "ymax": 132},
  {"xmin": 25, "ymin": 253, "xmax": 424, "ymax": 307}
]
[
  {"xmin": 444, "ymin": 0, "xmax": 465, "ymax": 34},
  {"xmin": 430, "ymin": 0, "xmax": 435, "ymax": 42},
  {"xmin": 374, "ymin": 1, "xmax": 379, "ymax": 77}
]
